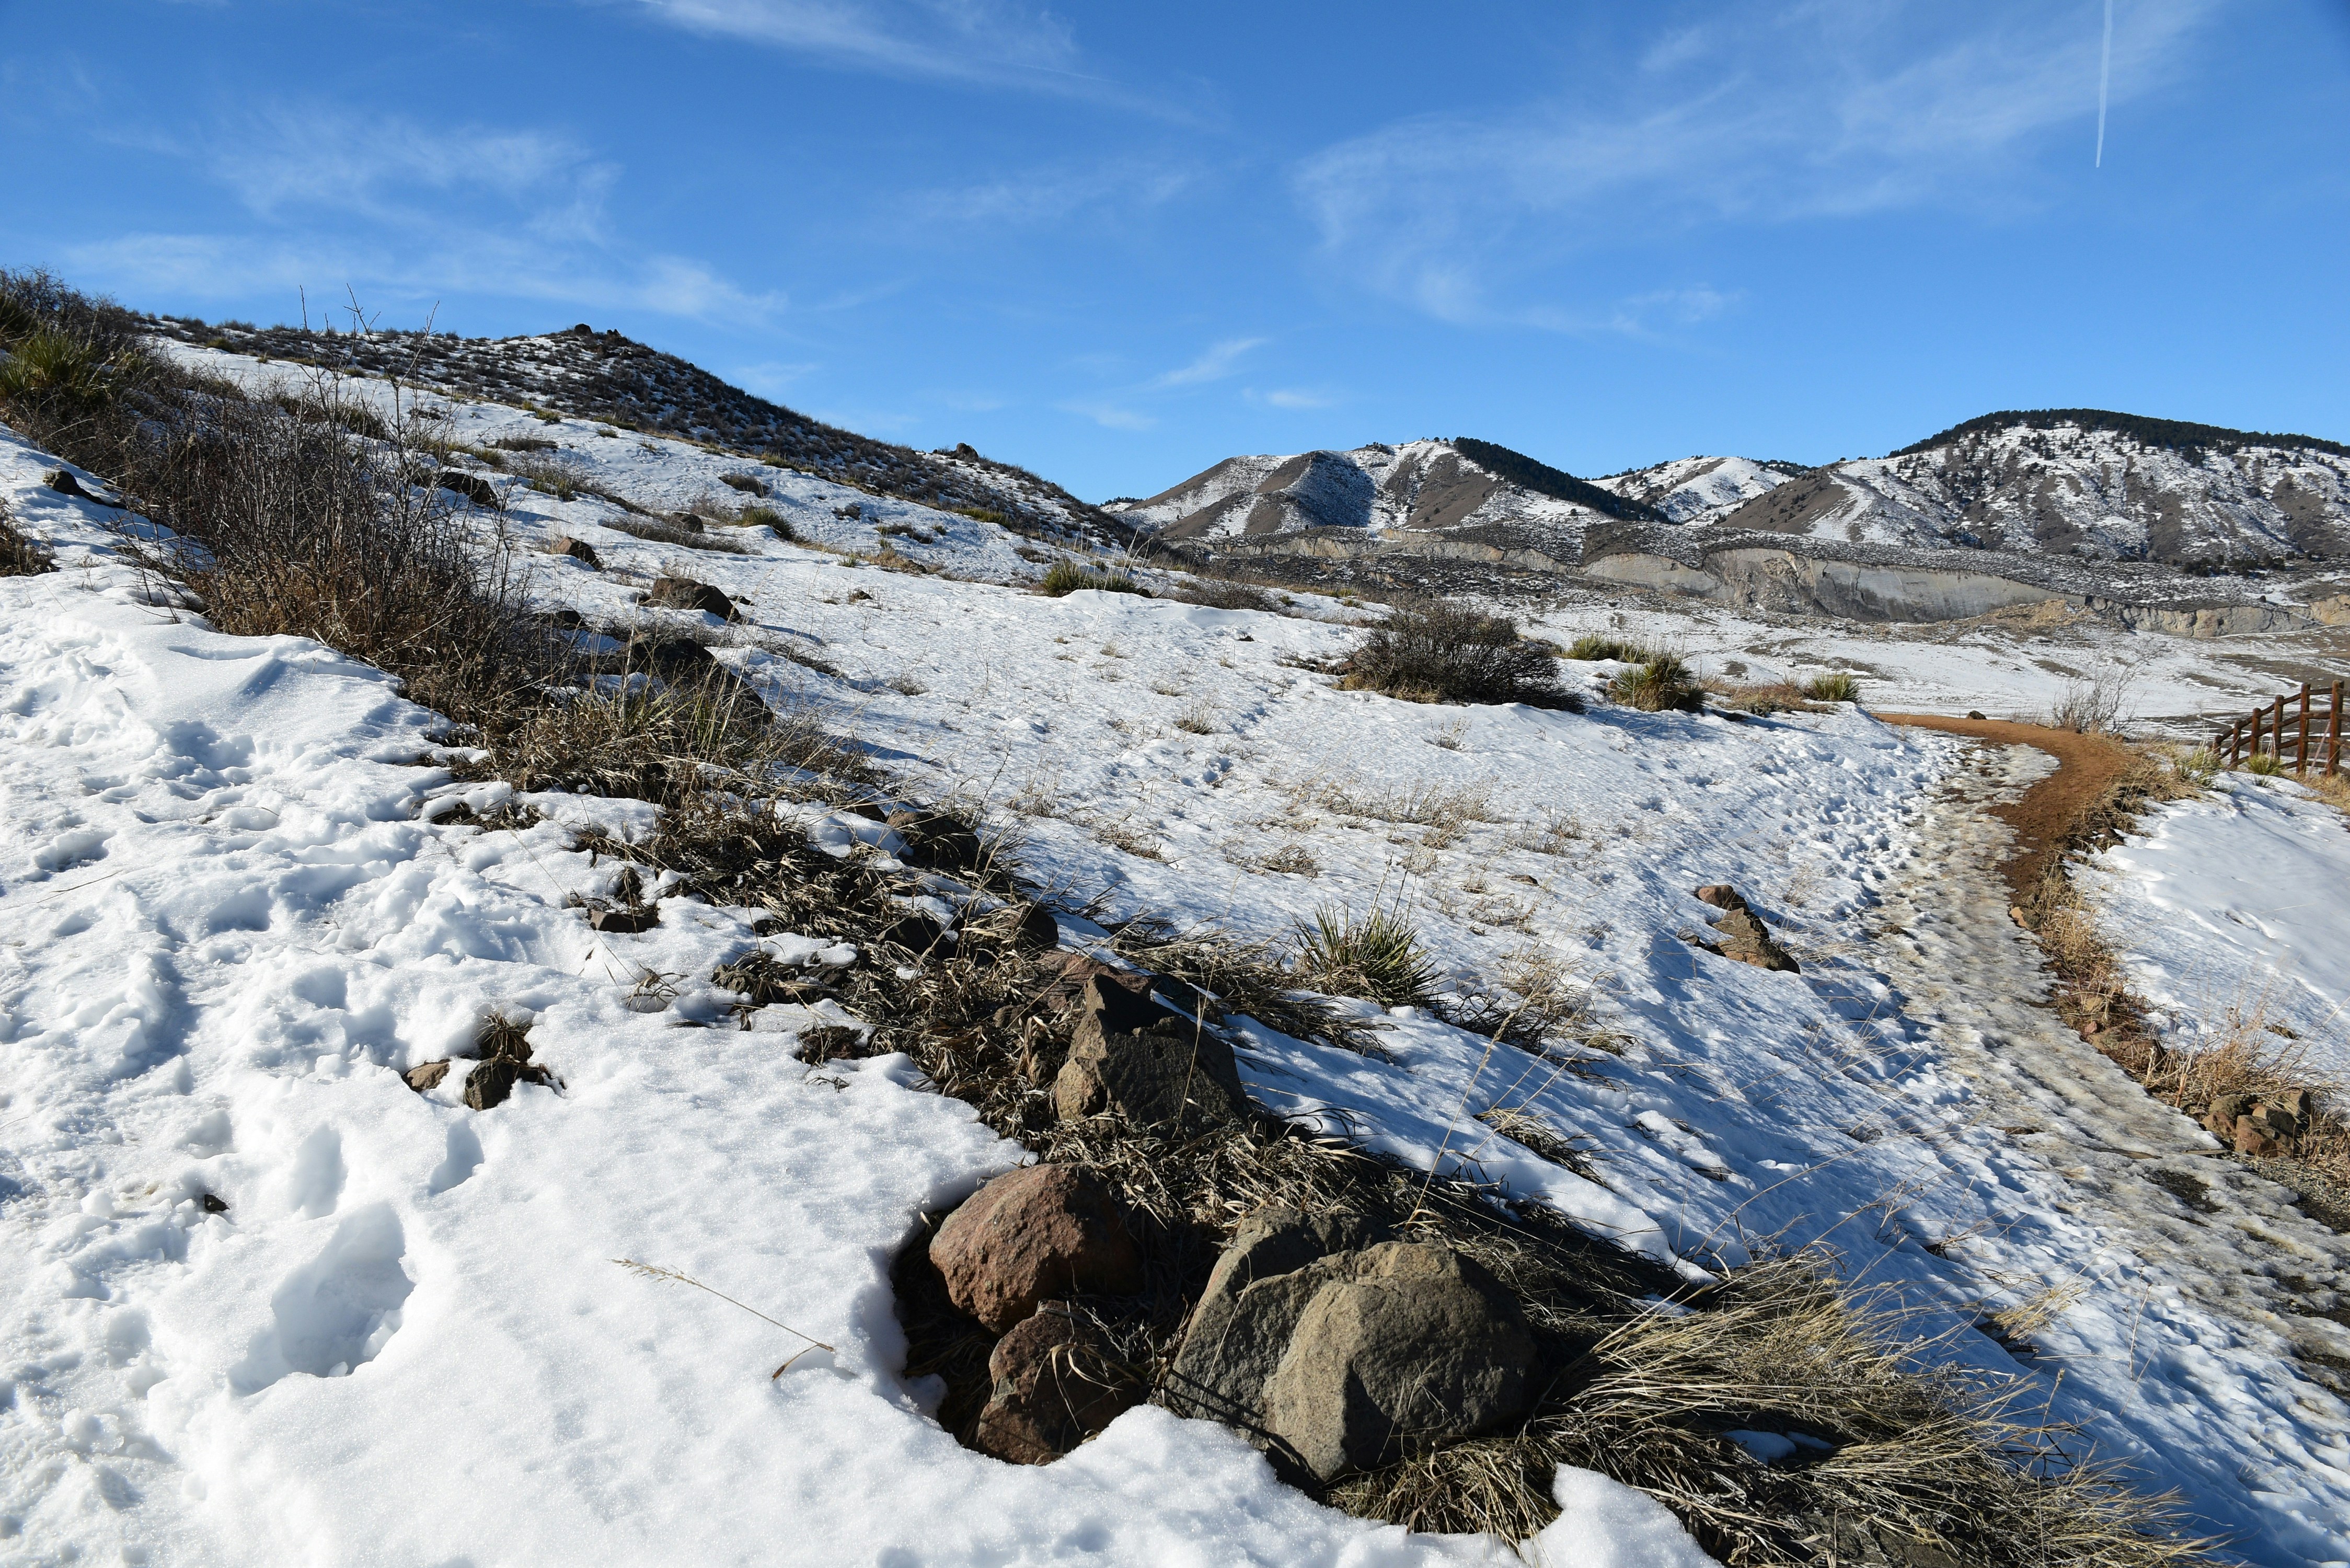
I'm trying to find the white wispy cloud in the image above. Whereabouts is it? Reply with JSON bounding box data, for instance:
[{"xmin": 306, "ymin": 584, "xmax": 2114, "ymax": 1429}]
[
  {"xmin": 74, "ymin": 105, "xmax": 780, "ymax": 327},
  {"xmin": 1293, "ymin": 0, "xmax": 2221, "ymax": 328},
  {"xmin": 1247, "ymin": 386, "xmax": 1338, "ymax": 410},
  {"xmin": 908, "ymin": 157, "xmax": 1197, "ymax": 229},
  {"xmin": 1059, "ymin": 398, "xmax": 1156, "ymax": 431},
  {"xmin": 1149, "ymin": 337, "xmax": 1263, "ymax": 389},
  {"xmin": 616, "ymin": 0, "xmax": 1176, "ymax": 111}
]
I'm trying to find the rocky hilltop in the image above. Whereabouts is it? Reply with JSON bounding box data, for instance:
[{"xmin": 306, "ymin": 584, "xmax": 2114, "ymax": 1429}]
[{"xmin": 140, "ymin": 314, "xmax": 1122, "ymax": 545}]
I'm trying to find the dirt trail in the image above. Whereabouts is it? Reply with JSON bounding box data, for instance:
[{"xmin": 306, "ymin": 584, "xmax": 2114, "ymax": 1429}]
[{"xmin": 1876, "ymin": 714, "xmax": 2132, "ymax": 900}]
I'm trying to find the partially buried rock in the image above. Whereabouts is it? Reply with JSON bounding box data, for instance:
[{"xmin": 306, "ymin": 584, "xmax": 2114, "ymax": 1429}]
[
  {"xmin": 549, "ymin": 535, "xmax": 602, "ymax": 568},
  {"xmin": 971, "ymin": 1304, "xmax": 1140, "ymax": 1464},
  {"xmin": 2204, "ymin": 1092, "xmax": 2256, "ymax": 1139},
  {"xmin": 404, "ymin": 1060, "xmax": 452, "ymax": 1093},
  {"xmin": 886, "ymin": 809, "xmax": 983, "ymax": 870},
  {"xmin": 1052, "ymin": 974, "xmax": 1247, "ymax": 1131},
  {"xmin": 929, "ymin": 1165, "xmax": 1142, "ymax": 1334},
  {"xmin": 2235, "ymin": 1113, "xmax": 2286, "ymax": 1159},
  {"xmin": 462, "ymin": 1021, "xmax": 552, "ymax": 1110},
  {"xmin": 645, "ymin": 575, "xmax": 737, "ymax": 620},
  {"xmin": 1164, "ymin": 1212, "xmax": 1533, "ymax": 1482},
  {"xmin": 1693, "ymin": 884, "xmax": 1748, "ymax": 914},
  {"xmin": 1694, "ymin": 887, "xmax": 1800, "ymax": 974},
  {"xmin": 436, "ymin": 470, "xmax": 500, "ymax": 507}
]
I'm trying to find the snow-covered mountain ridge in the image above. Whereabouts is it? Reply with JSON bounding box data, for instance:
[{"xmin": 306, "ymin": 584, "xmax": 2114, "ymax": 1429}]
[{"xmin": 1123, "ymin": 409, "xmax": 2350, "ymax": 575}]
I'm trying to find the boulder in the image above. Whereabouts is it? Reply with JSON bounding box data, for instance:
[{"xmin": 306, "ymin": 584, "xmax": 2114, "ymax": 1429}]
[
  {"xmin": 1052, "ymin": 975, "xmax": 1247, "ymax": 1130},
  {"xmin": 1162, "ymin": 1206, "xmax": 1379, "ymax": 1430},
  {"xmin": 1263, "ymin": 1242, "xmax": 1536, "ymax": 1480},
  {"xmin": 929, "ymin": 1165, "xmax": 1142, "ymax": 1333},
  {"xmin": 1693, "ymin": 884, "xmax": 1748, "ymax": 913},
  {"xmin": 550, "ymin": 536, "xmax": 603, "ymax": 568},
  {"xmin": 436, "ymin": 469, "xmax": 500, "ymax": 506},
  {"xmin": 644, "ymin": 576, "xmax": 738, "ymax": 620},
  {"xmin": 971, "ymin": 1305, "xmax": 1139, "ymax": 1464},
  {"xmin": 1714, "ymin": 907, "xmax": 1801, "ymax": 974}
]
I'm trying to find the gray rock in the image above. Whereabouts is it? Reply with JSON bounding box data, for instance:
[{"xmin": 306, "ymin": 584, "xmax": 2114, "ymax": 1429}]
[
  {"xmin": 1162, "ymin": 1206, "xmax": 1377, "ymax": 1430},
  {"xmin": 644, "ymin": 576, "xmax": 738, "ymax": 620},
  {"xmin": 436, "ymin": 469, "xmax": 500, "ymax": 507},
  {"xmin": 1262, "ymin": 1242, "xmax": 1536, "ymax": 1480},
  {"xmin": 1052, "ymin": 975, "xmax": 1247, "ymax": 1130}
]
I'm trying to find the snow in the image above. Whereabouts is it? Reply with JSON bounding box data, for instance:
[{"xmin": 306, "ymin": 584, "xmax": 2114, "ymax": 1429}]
[
  {"xmin": 5, "ymin": 359, "xmax": 2350, "ymax": 1566},
  {"xmin": 2087, "ymin": 773, "xmax": 2350, "ymax": 1075}
]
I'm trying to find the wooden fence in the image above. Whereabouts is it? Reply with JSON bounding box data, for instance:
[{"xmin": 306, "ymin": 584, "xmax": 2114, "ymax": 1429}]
[{"xmin": 2210, "ymin": 679, "xmax": 2344, "ymax": 778}]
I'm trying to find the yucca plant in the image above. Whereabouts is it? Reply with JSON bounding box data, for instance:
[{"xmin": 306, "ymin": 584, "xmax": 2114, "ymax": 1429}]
[
  {"xmin": 1295, "ymin": 898, "xmax": 1441, "ymax": 1009},
  {"xmin": 1609, "ymin": 652, "xmax": 1702, "ymax": 712},
  {"xmin": 1804, "ymin": 671, "xmax": 1862, "ymax": 702}
]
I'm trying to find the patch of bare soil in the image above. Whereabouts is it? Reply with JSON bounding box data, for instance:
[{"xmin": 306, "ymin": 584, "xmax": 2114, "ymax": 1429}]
[{"xmin": 1877, "ymin": 714, "xmax": 2132, "ymax": 901}]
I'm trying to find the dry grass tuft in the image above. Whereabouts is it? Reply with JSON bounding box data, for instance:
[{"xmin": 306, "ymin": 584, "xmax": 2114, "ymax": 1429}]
[
  {"xmin": 1610, "ymin": 652, "xmax": 1704, "ymax": 712},
  {"xmin": 0, "ymin": 500, "xmax": 55, "ymax": 576},
  {"xmin": 1331, "ymin": 1254, "xmax": 2214, "ymax": 1566}
]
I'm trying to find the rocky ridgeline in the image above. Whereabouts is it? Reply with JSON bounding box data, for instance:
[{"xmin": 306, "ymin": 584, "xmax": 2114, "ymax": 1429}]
[{"xmin": 141, "ymin": 314, "xmax": 1124, "ymax": 545}]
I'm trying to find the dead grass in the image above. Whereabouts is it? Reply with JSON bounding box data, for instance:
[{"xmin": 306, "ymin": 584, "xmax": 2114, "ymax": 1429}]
[
  {"xmin": 0, "ymin": 500, "xmax": 54, "ymax": 575},
  {"xmin": 603, "ymin": 516, "xmax": 752, "ymax": 554},
  {"xmin": 1331, "ymin": 1253, "xmax": 2211, "ymax": 1566}
]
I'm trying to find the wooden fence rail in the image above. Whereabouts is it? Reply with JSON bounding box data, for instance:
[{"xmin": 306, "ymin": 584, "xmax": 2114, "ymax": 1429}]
[{"xmin": 2209, "ymin": 679, "xmax": 2343, "ymax": 778}]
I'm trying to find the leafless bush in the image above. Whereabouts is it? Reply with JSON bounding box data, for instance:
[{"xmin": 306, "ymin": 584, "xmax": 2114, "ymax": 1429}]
[
  {"xmin": 1341, "ymin": 602, "xmax": 1575, "ymax": 708},
  {"xmin": 2047, "ymin": 672, "xmax": 2135, "ymax": 735}
]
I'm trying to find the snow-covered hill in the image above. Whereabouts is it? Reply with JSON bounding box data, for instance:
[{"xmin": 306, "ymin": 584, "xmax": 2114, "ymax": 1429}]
[
  {"xmin": 1591, "ymin": 455, "xmax": 1807, "ymax": 524},
  {"xmin": 1106, "ymin": 437, "xmax": 1662, "ymax": 563},
  {"xmin": 7, "ymin": 341, "xmax": 2350, "ymax": 1565},
  {"xmin": 1713, "ymin": 411, "xmax": 2350, "ymax": 567},
  {"xmin": 1130, "ymin": 412, "xmax": 2350, "ymax": 581},
  {"xmin": 139, "ymin": 314, "xmax": 1122, "ymax": 547}
]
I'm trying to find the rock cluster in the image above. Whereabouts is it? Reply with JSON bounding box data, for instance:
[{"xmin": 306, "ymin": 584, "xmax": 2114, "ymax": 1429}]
[
  {"xmin": 1163, "ymin": 1205, "xmax": 1536, "ymax": 1481},
  {"xmin": 1692, "ymin": 884, "xmax": 1801, "ymax": 973},
  {"xmin": 2203, "ymin": 1089, "xmax": 2316, "ymax": 1157},
  {"xmin": 927, "ymin": 1165, "xmax": 1147, "ymax": 1463}
]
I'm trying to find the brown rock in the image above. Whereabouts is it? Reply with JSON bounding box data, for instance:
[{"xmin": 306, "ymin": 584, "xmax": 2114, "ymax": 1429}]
[
  {"xmin": 2280, "ymin": 1088, "xmax": 2317, "ymax": 1126},
  {"xmin": 2235, "ymin": 1114, "xmax": 2285, "ymax": 1158},
  {"xmin": 588, "ymin": 904, "xmax": 659, "ymax": 933},
  {"xmin": 1714, "ymin": 907, "xmax": 1801, "ymax": 974},
  {"xmin": 1694, "ymin": 884, "xmax": 1748, "ymax": 913},
  {"xmin": 970, "ymin": 1305, "xmax": 1139, "ymax": 1464},
  {"xmin": 404, "ymin": 1060, "xmax": 451, "ymax": 1093},
  {"xmin": 645, "ymin": 576, "xmax": 738, "ymax": 620},
  {"xmin": 2205, "ymin": 1092, "xmax": 2256, "ymax": 1138},
  {"xmin": 929, "ymin": 1166, "xmax": 1142, "ymax": 1333},
  {"xmin": 549, "ymin": 536, "xmax": 603, "ymax": 568}
]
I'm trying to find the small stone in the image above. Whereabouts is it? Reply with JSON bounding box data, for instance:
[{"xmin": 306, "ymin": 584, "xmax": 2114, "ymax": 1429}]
[
  {"xmin": 549, "ymin": 536, "xmax": 603, "ymax": 568},
  {"xmin": 2009, "ymin": 905, "xmax": 2030, "ymax": 927},
  {"xmin": 199, "ymin": 1192, "xmax": 230, "ymax": 1214},
  {"xmin": 43, "ymin": 468, "xmax": 88, "ymax": 498},
  {"xmin": 644, "ymin": 576, "xmax": 739, "ymax": 620},
  {"xmin": 588, "ymin": 904, "xmax": 659, "ymax": 933},
  {"xmin": 2204, "ymin": 1092, "xmax": 2256, "ymax": 1138},
  {"xmin": 436, "ymin": 470, "xmax": 500, "ymax": 506},
  {"xmin": 1693, "ymin": 884, "xmax": 1748, "ymax": 913},
  {"xmin": 886, "ymin": 809, "xmax": 983, "ymax": 870},
  {"xmin": 971, "ymin": 1305, "xmax": 1139, "ymax": 1464},
  {"xmin": 929, "ymin": 1166, "xmax": 1143, "ymax": 1333},
  {"xmin": 1967, "ymin": 710, "xmax": 1988, "ymax": 721},
  {"xmin": 2234, "ymin": 1114, "xmax": 2285, "ymax": 1158},
  {"xmin": 464, "ymin": 1056, "xmax": 522, "ymax": 1110},
  {"xmin": 1714, "ymin": 907, "xmax": 1800, "ymax": 973},
  {"xmin": 2253, "ymin": 1101, "xmax": 2300, "ymax": 1140},
  {"xmin": 404, "ymin": 1060, "xmax": 452, "ymax": 1093}
]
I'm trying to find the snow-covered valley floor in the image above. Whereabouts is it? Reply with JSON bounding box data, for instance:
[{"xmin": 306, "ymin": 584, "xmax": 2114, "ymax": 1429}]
[{"xmin": 4, "ymin": 364, "xmax": 2350, "ymax": 1564}]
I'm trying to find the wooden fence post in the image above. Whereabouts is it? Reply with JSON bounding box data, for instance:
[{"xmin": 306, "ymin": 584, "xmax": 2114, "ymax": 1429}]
[
  {"xmin": 2273, "ymin": 696, "xmax": 2287, "ymax": 760},
  {"xmin": 2299, "ymin": 684, "xmax": 2313, "ymax": 775},
  {"xmin": 2332, "ymin": 681, "xmax": 2344, "ymax": 779},
  {"xmin": 2252, "ymin": 705, "xmax": 2265, "ymax": 763}
]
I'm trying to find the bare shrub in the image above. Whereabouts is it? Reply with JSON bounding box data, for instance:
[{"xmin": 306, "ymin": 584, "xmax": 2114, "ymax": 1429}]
[
  {"xmin": 1341, "ymin": 602, "xmax": 1575, "ymax": 708},
  {"xmin": 2047, "ymin": 672, "xmax": 2135, "ymax": 735},
  {"xmin": 0, "ymin": 499, "xmax": 55, "ymax": 576}
]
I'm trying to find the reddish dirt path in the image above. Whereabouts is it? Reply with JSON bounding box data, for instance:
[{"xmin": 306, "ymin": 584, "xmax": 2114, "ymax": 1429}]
[{"xmin": 1876, "ymin": 714, "xmax": 2132, "ymax": 902}]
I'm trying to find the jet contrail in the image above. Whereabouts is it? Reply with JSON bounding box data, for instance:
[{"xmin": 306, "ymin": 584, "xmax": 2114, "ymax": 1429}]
[{"xmin": 2095, "ymin": 0, "xmax": 2114, "ymax": 167}]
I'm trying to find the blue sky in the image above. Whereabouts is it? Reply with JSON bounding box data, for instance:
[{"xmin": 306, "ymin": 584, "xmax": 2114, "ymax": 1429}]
[{"xmin": 3, "ymin": 2, "xmax": 2345, "ymax": 500}]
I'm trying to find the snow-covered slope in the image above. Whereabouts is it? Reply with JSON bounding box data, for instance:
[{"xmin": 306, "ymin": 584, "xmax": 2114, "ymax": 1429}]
[
  {"xmin": 1713, "ymin": 413, "xmax": 2350, "ymax": 567},
  {"xmin": 1591, "ymin": 455, "xmax": 1805, "ymax": 524},
  {"xmin": 141, "ymin": 315, "xmax": 1121, "ymax": 546},
  {"xmin": 7, "ymin": 359, "xmax": 2350, "ymax": 1563},
  {"xmin": 1107, "ymin": 437, "xmax": 1660, "ymax": 562}
]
